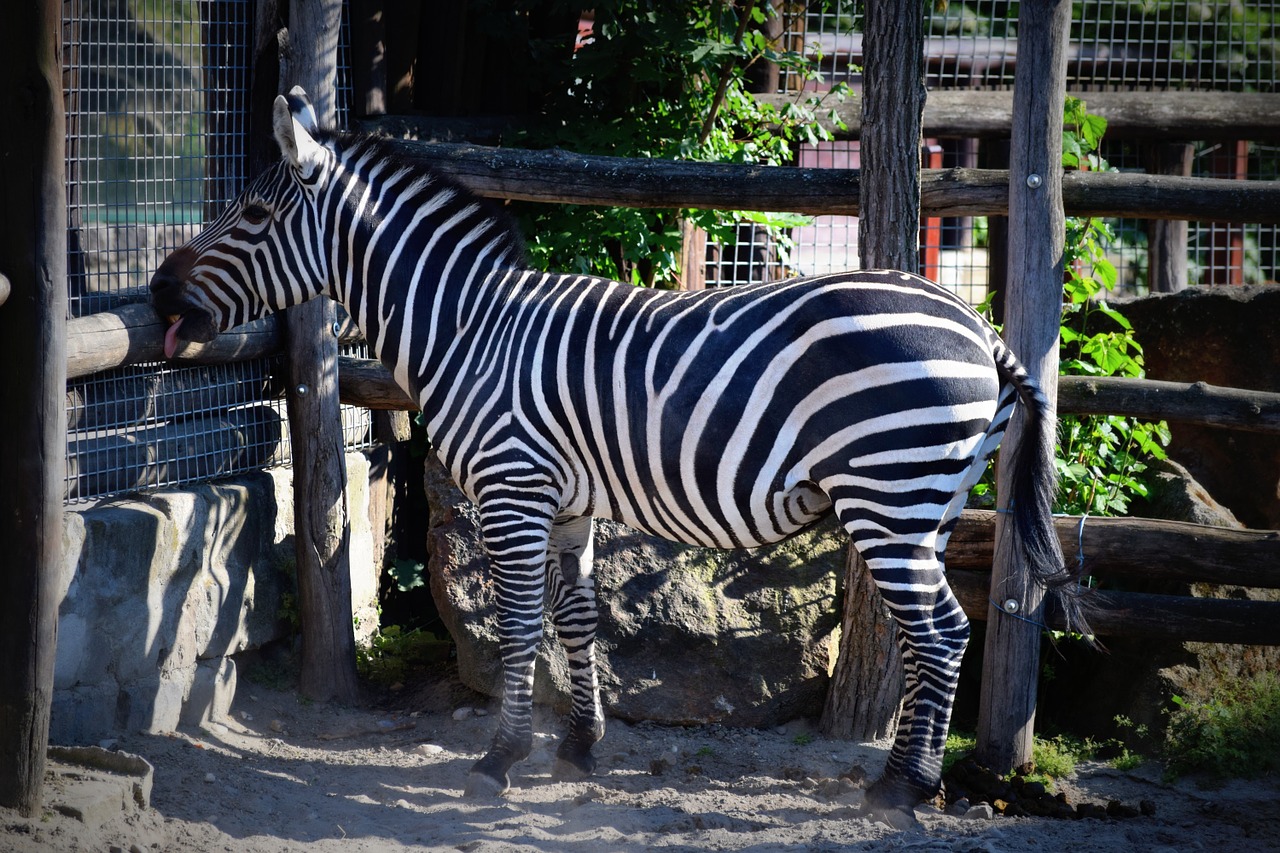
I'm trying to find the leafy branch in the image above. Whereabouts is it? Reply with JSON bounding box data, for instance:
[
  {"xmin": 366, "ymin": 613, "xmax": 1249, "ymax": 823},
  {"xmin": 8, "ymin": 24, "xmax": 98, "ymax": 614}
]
[{"xmin": 513, "ymin": 1, "xmax": 848, "ymax": 287}]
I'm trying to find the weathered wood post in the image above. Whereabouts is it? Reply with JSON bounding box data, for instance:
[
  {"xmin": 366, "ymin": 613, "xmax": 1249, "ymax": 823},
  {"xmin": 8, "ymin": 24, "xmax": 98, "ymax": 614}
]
[
  {"xmin": 0, "ymin": 0, "xmax": 66, "ymax": 814},
  {"xmin": 976, "ymin": 0, "xmax": 1072, "ymax": 775},
  {"xmin": 281, "ymin": 0, "xmax": 361, "ymax": 703},
  {"xmin": 821, "ymin": 0, "xmax": 923, "ymax": 741},
  {"xmin": 1145, "ymin": 142, "xmax": 1193, "ymax": 293}
]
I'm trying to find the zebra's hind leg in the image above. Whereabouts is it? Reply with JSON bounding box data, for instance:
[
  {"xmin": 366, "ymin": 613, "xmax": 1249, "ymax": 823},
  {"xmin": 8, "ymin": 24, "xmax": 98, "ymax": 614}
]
[
  {"xmin": 464, "ymin": 508, "xmax": 554, "ymax": 798},
  {"xmin": 544, "ymin": 516, "xmax": 606, "ymax": 781},
  {"xmin": 839, "ymin": 509, "xmax": 971, "ymax": 817}
]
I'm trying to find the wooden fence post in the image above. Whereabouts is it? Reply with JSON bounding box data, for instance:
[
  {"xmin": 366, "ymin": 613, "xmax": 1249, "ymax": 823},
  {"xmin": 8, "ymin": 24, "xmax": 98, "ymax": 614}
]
[
  {"xmin": 821, "ymin": 0, "xmax": 923, "ymax": 742},
  {"xmin": 282, "ymin": 0, "xmax": 360, "ymax": 704},
  {"xmin": 1145, "ymin": 142, "xmax": 1193, "ymax": 293},
  {"xmin": 976, "ymin": 0, "xmax": 1071, "ymax": 775},
  {"xmin": 0, "ymin": 0, "xmax": 66, "ymax": 814}
]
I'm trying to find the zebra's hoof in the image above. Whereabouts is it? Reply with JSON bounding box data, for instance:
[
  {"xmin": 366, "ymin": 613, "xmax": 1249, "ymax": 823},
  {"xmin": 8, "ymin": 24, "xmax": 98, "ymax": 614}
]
[
  {"xmin": 551, "ymin": 755, "xmax": 595, "ymax": 782},
  {"xmin": 865, "ymin": 804, "xmax": 921, "ymax": 831},
  {"xmin": 863, "ymin": 771, "xmax": 933, "ymax": 826},
  {"xmin": 552, "ymin": 739, "xmax": 597, "ymax": 782},
  {"xmin": 463, "ymin": 769, "xmax": 509, "ymax": 798}
]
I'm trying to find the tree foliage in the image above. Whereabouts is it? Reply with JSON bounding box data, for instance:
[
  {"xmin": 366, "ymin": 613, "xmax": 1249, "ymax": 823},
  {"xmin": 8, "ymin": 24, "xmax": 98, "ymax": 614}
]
[{"xmin": 509, "ymin": 1, "xmax": 848, "ymax": 286}]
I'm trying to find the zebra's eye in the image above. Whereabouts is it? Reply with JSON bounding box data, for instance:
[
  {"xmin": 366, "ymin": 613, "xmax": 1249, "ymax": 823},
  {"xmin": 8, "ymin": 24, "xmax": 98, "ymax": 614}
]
[{"xmin": 243, "ymin": 203, "xmax": 270, "ymax": 224}]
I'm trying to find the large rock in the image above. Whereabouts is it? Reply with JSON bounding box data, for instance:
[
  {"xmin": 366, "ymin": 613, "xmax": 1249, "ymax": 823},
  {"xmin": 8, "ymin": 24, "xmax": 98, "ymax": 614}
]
[
  {"xmin": 1119, "ymin": 284, "xmax": 1280, "ymax": 530},
  {"xmin": 425, "ymin": 456, "xmax": 843, "ymax": 727}
]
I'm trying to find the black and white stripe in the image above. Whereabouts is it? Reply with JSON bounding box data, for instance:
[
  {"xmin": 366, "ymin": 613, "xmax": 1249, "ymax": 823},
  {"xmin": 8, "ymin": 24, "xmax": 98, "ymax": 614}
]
[{"xmin": 151, "ymin": 88, "xmax": 1087, "ymax": 811}]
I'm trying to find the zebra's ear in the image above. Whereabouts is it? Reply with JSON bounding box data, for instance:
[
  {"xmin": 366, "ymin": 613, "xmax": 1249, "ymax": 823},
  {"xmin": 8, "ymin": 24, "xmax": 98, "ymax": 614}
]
[
  {"xmin": 272, "ymin": 91, "xmax": 325, "ymax": 179},
  {"xmin": 284, "ymin": 86, "xmax": 319, "ymax": 132}
]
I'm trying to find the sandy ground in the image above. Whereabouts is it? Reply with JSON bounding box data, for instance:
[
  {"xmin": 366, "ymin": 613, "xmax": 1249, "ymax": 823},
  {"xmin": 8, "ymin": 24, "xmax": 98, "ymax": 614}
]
[{"xmin": 4, "ymin": 667, "xmax": 1278, "ymax": 853}]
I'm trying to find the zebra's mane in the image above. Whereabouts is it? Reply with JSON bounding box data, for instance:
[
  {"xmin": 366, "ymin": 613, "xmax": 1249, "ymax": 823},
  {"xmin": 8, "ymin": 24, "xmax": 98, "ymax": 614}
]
[{"xmin": 315, "ymin": 127, "xmax": 531, "ymax": 270}]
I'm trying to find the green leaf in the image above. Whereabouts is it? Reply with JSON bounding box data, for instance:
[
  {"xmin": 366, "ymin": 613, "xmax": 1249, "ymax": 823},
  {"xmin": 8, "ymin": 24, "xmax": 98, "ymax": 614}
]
[
  {"xmin": 390, "ymin": 558, "xmax": 425, "ymax": 593},
  {"xmin": 1093, "ymin": 256, "xmax": 1119, "ymax": 291},
  {"xmin": 1082, "ymin": 114, "xmax": 1108, "ymax": 149}
]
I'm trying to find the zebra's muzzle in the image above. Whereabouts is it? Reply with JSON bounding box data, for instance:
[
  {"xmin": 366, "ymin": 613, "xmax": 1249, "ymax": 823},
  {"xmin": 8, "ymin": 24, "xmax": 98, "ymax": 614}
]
[
  {"xmin": 160, "ymin": 309, "xmax": 219, "ymax": 359},
  {"xmin": 151, "ymin": 253, "xmax": 220, "ymax": 358}
]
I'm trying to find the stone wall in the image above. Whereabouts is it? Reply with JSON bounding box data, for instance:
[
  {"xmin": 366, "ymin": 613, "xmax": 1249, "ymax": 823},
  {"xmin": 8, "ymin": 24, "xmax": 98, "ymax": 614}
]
[{"xmin": 52, "ymin": 453, "xmax": 380, "ymax": 744}]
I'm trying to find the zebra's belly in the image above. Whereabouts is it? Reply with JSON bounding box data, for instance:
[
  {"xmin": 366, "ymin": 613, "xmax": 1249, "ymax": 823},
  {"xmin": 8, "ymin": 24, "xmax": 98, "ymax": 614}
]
[{"xmin": 594, "ymin": 479, "xmax": 834, "ymax": 550}]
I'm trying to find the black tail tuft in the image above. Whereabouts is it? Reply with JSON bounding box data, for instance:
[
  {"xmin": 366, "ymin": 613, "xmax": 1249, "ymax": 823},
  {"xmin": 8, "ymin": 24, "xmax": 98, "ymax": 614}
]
[{"xmin": 997, "ymin": 350, "xmax": 1096, "ymax": 645}]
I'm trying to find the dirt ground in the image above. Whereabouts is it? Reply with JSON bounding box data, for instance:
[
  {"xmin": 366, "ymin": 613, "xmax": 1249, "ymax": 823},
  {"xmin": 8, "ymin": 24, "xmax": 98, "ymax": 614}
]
[{"xmin": 4, "ymin": 666, "xmax": 1278, "ymax": 853}]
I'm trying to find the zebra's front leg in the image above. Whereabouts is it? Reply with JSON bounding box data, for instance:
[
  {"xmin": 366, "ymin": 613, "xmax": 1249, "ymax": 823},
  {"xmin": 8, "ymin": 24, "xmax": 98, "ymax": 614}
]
[
  {"xmin": 464, "ymin": 510, "xmax": 553, "ymax": 798},
  {"xmin": 544, "ymin": 517, "xmax": 605, "ymax": 781},
  {"xmin": 861, "ymin": 557, "xmax": 970, "ymax": 817}
]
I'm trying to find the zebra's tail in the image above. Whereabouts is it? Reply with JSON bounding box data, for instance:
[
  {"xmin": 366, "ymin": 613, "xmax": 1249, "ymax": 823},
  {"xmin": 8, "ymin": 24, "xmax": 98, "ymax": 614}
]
[{"xmin": 994, "ymin": 344, "xmax": 1096, "ymax": 644}]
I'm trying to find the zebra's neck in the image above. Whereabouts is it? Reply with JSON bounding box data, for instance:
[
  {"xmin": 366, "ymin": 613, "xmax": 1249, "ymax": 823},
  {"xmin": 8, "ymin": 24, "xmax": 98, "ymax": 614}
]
[{"xmin": 324, "ymin": 136, "xmax": 527, "ymax": 406}]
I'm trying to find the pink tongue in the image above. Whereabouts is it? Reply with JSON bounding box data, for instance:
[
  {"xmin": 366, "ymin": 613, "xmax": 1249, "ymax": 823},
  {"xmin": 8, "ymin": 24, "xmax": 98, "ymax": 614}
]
[{"xmin": 163, "ymin": 316, "xmax": 184, "ymax": 359}]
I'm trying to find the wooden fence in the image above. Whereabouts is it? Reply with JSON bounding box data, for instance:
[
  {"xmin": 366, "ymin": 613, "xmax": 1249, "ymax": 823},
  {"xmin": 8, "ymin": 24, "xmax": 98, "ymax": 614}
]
[
  {"xmin": 60, "ymin": 126, "xmax": 1280, "ymax": 651},
  {"xmin": 9, "ymin": 24, "xmax": 1280, "ymax": 809}
]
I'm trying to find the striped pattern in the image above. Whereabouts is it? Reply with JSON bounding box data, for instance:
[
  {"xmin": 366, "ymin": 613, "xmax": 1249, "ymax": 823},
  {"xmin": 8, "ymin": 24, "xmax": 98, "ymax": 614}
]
[{"xmin": 150, "ymin": 91, "xmax": 1083, "ymax": 810}]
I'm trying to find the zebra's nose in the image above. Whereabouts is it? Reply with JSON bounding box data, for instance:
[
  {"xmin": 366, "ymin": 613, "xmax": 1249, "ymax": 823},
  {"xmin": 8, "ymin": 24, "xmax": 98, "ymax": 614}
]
[
  {"xmin": 150, "ymin": 247, "xmax": 196, "ymax": 304},
  {"xmin": 149, "ymin": 266, "xmax": 182, "ymax": 298}
]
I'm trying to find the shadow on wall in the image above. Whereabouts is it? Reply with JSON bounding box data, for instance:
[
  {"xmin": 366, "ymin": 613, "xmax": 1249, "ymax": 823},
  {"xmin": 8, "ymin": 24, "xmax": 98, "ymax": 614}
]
[{"xmin": 52, "ymin": 470, "xmax": 292, "ymax": 743}]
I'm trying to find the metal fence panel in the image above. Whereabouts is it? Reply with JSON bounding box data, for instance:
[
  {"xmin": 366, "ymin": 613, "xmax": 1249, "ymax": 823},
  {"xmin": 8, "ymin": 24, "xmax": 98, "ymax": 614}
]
[{"xmin": 62, "ymin": 0, "xmax": 370, "ymax": 504}]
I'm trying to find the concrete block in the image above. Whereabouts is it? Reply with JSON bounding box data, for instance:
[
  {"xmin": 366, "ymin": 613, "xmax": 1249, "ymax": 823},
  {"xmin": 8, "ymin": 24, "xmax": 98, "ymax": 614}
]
[
  {"xmin": 53, "ymin": 452, "xmax": 382, "ymax": 743},
  {"xmin": 46, "ymin": 746, "xmax": 154, "ymax": 828}
]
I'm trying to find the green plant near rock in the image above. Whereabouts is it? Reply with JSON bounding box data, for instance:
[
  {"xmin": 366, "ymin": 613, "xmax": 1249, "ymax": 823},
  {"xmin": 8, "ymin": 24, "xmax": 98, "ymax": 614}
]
[
  {"xmin": 945, "ymin": 729, "xmax": 1141, "ymax": 790},
  {"xmin": 1163, "ymin": 673, "xmax": 1280, "ymax": 783},
  {"xmin": 356, "ymin": 625, "xmax": 452, "ymax": 687}
]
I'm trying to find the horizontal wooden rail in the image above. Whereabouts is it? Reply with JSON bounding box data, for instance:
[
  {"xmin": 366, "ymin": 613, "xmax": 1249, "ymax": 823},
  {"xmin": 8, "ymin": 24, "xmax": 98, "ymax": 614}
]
[
  {"xmin": 66, "ymin": 303, "xmax": 281, "ymax": 380},
  {"xmin": 66, "ymin": 303, "xmax": 364, "ymax": 381},
  {"xmin": 1059, "ymin": 374, "xmax": 1280, "ymax": 435},
  {"xmin": 63, "ymin": 312, "xmax": 1280, "ymax": 437},
  {"xmin": 752, "ymin": 90, "xmax": 1280, "ymax": 143},
  {"xmin": 361, "ymin": 136, "xmax": 1280, "ymax": 224},
  {"xmin": 948, "ymin": 510, "xmax": 1280, "ymax": 589},
  {"xmin": 949, "ymin": 570, "xmax": 1280, "ymax": 645},
  {"xmin": 365, "ymin": 91, "xmax": 1280, "ymax": 147},
  {"xmin": 334, "ymin": 353, "xmax": 1280, "ymax": 435},
  {"xmin": 338, "ymin": 355, "xmax": 416, "ymax": 410}
]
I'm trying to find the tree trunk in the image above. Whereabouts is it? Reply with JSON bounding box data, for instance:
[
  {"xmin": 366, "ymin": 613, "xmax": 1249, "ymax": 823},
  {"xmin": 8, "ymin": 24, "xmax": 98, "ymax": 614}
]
[
  {"xmin": 976, "ymin": 0, "xmax": 1072, "ymax": 776},
  {"xmin": 0, "ymin": 0, "xmax": 65, "ymax": 814},
  {"xmin": 857, "ymin": 0, "xmax": 925, "ymax": 274},
  {"xmin": 282, "ymin": 0, "xmax": 360, "ymax": 704},
  {"xmin": 820, "ymin": 551, "xmax": 904, "ymax": 740},
  {"xmin": 820, "ymin": 0, "xmax": 924, "ymax": 741}
]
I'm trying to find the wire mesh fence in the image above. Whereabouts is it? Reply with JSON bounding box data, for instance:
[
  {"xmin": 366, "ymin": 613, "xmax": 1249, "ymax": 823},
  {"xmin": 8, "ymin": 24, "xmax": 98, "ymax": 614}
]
[
  {"xmin": 708, "ymin": 1, "xmax": 1278, "ymax": 302},
  {"xmin": 59, "ymin": 1, "xmax": 1276, "ymax": 499},
  {"xmin": 62, "ymin": 0, "xmax": 370, "ymax": 504}
]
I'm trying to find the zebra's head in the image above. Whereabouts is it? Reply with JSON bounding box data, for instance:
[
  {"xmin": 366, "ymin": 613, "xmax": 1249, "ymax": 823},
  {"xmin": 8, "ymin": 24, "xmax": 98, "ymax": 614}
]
[{"xmin": 150, "ymin": 87, "xmax": 333, "ymax": 358}]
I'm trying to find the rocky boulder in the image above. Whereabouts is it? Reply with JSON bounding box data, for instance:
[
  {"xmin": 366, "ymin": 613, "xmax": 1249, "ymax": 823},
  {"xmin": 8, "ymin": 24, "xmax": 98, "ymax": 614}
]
[
  {"xmin": 425, "ymin": 457, "xmax": 843, "ymax": 727},
  {"xmin": 1119, "ymin": 284, "xmax": 1280, "ymax": 530}
]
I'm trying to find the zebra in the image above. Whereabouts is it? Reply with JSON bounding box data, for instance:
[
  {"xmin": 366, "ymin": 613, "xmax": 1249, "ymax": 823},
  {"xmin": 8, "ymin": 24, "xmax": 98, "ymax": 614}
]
[{"xmin": 150, "ymin": 87, "xmax": 1088, "ymax": 816}]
